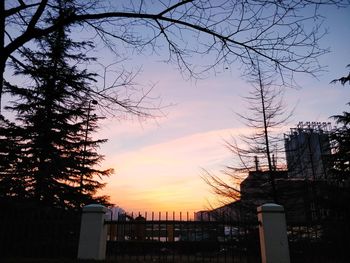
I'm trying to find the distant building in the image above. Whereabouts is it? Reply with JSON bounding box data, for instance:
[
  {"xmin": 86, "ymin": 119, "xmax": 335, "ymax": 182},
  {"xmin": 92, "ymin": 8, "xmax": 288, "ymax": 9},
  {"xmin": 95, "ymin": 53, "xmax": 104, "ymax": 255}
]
[
  {"xmin": 197, "ymin": 170, "xmax": 326, "ymax": 222},
  {"xmin": 284, "ymin": 122, "xmax": 332, "ymax": 180},
  {"xmin": 196, "ymin": 122, "xmax": 334, "ymax": 222},
  {"xmin": 195, "ymin": 202, "xmax": 241, "ymax": 221},
  {"xmin": 107, "ymin": 206, "xmax": 126, "ymax": 220}
]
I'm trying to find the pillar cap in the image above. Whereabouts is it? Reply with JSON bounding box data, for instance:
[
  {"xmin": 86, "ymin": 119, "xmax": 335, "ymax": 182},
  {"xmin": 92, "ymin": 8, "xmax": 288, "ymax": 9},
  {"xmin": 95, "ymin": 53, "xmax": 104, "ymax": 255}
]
[
  {"xmin": 82, "ymin": 204, "xmax": 107, "ymax": 213},
  {"xmin": 257, "ymin": 203, "xmax": 284, "ymax": 213}
]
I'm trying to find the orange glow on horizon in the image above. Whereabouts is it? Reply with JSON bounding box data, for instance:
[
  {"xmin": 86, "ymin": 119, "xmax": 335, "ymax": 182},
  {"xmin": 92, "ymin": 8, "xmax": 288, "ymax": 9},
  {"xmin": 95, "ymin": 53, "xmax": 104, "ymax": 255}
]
[{"xmin": 98, "ymin": 128, "xmax": 251, "ymax": 213}]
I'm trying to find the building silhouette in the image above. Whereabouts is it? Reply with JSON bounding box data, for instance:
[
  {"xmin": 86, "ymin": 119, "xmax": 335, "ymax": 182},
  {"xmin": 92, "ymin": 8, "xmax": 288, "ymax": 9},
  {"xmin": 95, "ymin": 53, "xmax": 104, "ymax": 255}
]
[
  {"xmin": 198, "ymin": 121, "xmax": 334, "ymax": 222},
  {"xmin": 284, "ymin": 122, "xmax": 332, "ymax": 180}
]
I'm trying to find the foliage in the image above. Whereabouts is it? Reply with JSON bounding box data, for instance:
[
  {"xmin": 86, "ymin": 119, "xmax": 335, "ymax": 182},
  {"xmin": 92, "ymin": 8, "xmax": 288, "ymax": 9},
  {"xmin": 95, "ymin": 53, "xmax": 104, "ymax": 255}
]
[
  {"xmin": 329, "ymin": 109, "xmax": 350, "ymax": 182},
  {"xmin": 328, "ymin": 63, "xmax": 350, "ymax": 194},
  {"xmin": 317, "ymin": 107, "xmax": 350, "ymax": 251},
  {"xmin": 0, "ymin": 18, "xmax": 111, "ymax": 209},
  {"xmin": 0, "ymin": 116, "xmax": 27, "ymax": 199},
  {"xmin": 331, "ymin": 64, "xmax": 350, "ymax": 86}
]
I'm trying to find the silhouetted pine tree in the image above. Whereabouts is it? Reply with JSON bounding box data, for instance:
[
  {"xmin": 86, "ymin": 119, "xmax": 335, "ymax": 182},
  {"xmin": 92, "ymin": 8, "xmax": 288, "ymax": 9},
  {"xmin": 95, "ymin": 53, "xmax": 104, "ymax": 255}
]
[
  {"xmin": 0, "ymin": 116, "xmax": 28, "ymax": 200},
  {"xmin": 321, "ymin": 107, "xmax": 350, "ymax": 222},
  {"xmin": 330, "ymin": 110, "xmax": 350, "ymax": 183},
  {"xmin": 1, "ymin": 18, "xmax": 111, "ymax": 209},
  {"xmin": 326, "ymin": 67, "xmax": 350, "ymax": 219}
]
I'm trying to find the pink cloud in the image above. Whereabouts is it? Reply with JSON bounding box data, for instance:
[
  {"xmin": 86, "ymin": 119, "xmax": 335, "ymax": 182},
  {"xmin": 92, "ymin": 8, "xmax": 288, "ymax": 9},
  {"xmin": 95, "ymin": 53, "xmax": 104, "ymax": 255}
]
[{"xmin": 100, "ymin": 127, "xmax": 250, "ymax": 213}]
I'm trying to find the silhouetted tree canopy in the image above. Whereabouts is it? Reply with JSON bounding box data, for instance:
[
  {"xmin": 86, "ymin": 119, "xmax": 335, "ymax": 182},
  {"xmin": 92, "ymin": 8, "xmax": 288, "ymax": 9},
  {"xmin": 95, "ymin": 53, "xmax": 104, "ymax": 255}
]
[
  {"xmin": 331, "ymin": 64, "xmax": 350, "ymax": 86},
  {"xmin": 329, "ymin": 109, "xmax": 350, "ymax": 182},
  {"xmin": 329, "ymin": 64, "xmax": 350, "ymax": 182},
  {"xmin": 0, "ymin": 15, "xmax": 111, "ymax": 208}
]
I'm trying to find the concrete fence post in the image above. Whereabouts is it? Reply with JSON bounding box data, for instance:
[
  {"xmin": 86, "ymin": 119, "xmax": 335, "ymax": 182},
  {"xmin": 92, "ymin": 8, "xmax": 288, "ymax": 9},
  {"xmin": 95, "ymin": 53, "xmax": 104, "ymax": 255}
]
[
  {"xmin": 257, "ymin": 203, "xmax": 290, "ymax": 263},
  {"xmin": 77, "ymin": 204, "xmax": 107, "ymax": 260}
]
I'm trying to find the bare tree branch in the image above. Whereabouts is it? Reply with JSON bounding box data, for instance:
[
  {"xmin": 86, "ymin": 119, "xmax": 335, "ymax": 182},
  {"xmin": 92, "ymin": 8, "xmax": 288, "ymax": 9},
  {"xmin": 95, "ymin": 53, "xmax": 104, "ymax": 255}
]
[
  {"xmin": 2, "ymin": 0, "xmax": 350, "ymax": 112},
  {"xmin": 203, "ymin": 61, "xmax": 294, "ymax": 205}
]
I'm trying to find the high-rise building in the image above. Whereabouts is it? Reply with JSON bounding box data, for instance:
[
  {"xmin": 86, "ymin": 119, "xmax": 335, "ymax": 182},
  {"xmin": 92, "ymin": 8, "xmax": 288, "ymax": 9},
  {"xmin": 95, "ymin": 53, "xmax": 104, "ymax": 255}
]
[{"xmin": 284, "ymin": 122, "xmax": 332, "ymax": 180}]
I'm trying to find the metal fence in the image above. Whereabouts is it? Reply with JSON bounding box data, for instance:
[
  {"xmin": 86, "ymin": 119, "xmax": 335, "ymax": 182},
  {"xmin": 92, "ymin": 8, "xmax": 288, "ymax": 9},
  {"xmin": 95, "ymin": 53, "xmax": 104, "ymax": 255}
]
[
  {"xmin": 105, "ymin": 212, "xmax": 261, "ymax": 263},
  {"xmin": 3, "ymin": 202, "xmax": 349, "ymax": 262},
  {"xmin": 0, "ymin": 201, "xmax": 81, "ymax": 259},
  {"xmin": 287, "ymin": 219, "xmax": 350, "ymax": 263}
]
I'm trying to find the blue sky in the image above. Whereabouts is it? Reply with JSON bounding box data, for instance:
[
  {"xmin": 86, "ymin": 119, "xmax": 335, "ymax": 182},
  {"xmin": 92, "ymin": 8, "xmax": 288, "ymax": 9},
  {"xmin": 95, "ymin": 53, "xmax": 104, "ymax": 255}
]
[
  {"xmin": 96, "ymin": 5, "xmax": 350, "ymax": 213},
  {"xmin": 3, "ymin": 3, "xmax": 350, "ymax": 213}
]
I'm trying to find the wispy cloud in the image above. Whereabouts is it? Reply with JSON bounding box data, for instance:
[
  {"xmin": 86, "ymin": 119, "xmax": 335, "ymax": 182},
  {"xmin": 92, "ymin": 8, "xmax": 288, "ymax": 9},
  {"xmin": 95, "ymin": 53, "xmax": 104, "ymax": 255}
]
[
  {"xmin": 100, "ymin": 127, "xmax": 249, "ymax": 212},
  {"xmin": 96, "ymin": 7, "xmax": 350, "ymax": 213}
]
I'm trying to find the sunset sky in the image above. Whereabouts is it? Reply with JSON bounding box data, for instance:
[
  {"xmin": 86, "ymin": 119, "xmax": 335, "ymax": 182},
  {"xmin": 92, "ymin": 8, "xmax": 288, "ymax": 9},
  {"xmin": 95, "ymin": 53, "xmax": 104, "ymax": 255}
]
[
  {"xmin": 4, "ymin": 4, "xmax": 350, "ymax": 214},
  {"xmin": 96, "ymin": 6, "xmax": 350, "ymax": 213}
]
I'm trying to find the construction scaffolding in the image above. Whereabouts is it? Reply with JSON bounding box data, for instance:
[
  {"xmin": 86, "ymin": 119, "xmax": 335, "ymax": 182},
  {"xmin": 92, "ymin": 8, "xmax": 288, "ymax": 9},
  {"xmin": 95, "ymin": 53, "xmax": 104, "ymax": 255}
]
[{"xmin": 284, "ymin": 122, "xmax": 333, "ymax": 180}]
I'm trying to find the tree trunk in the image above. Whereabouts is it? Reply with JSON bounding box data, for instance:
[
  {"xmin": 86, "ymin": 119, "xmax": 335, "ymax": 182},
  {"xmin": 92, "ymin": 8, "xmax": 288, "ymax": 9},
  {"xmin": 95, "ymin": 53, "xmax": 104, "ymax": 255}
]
[
  {"xmin": 258, "ymin": 69, "xmax": 278, "ymax": 203},
  {"xmin": 0, "ymin": 0, "xmax": 5, "ymax": 112}
]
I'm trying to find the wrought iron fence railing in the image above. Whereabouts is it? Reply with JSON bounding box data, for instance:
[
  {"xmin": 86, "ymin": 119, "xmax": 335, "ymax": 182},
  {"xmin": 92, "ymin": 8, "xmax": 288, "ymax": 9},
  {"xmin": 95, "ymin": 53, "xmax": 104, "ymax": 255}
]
[
  {"xmin": 105, "ymin": 212, "xmax": 261, "ymax": 263},
  {"xmin": 287, "ymin": 219, "xmax": 350, "ymax": 263},
  {"xmin": 0, "ymin": 201, "xmax": 81, "ymax": 259}
]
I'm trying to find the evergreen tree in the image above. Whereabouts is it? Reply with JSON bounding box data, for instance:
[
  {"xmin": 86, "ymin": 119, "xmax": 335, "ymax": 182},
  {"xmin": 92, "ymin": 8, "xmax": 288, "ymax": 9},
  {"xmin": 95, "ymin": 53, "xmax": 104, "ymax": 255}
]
[
  {"xmin": 0, "ymin": 116, "xmax": 28, "ymax": 200},
  {"xmin": 331, "ymin": 64, "xmax": 350, "ymax": 86},
  {"xmin": 329, "ymin": 64, "xmax": 350, "ymax": 184},
  {"xmin": 1, "ymin": 19, "xmax": 111, "ymax": 209},
  {"xmin": 326, "ymin": 76, "xmax": 350, "ymax": 220},
  {"xmin": 320, "ymin": 80, "xmax": 350, "ymax": 248},
  {"xmin": 330, "ymin": 109, "xmax": 350, "ymax": 183}
]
